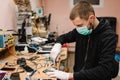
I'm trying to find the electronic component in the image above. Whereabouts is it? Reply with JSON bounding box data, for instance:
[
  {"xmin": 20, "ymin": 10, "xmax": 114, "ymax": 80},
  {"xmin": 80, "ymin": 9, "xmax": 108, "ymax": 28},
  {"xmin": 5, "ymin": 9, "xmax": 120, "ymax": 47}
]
[
  {"xmin": 10, "ymin": 72, "xmax": 20, "ymax": 80},
  {"xmin": 0, "ymin": 33, "xmax": 14, "ymax": 48},
  {"xmin": 43, "ymin": 68, "xmax": 56, "ymax": 73},
  {"xmin": 22, "ymin": 65, "xmax": 34, "ymax": 72},
  {"xmin": 17, "ymin": 57, "xmax": 34, "ymax": 72},
  {"xmin": 0, "ymin": 34, "xmax": 8, "ymax": 48},
  {"xmin": 1, "ymin": 67, "xmax": 15, "ymax": 71},
  {"xmin": 28, "ymin": 56, "xmax": 39, "ymax": 61},
  {"xmin": 17, "ymin": 57, "xmax": 26, "ymax": 66}
]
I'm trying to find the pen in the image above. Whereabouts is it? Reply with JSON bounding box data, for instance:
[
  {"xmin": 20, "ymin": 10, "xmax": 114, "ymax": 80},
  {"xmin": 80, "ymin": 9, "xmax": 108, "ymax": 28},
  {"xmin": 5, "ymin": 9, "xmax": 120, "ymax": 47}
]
[
  {"xmin": 26, "ymin": 76, "xmax": 29, "ymax": 80},
  {"xmin": 29, "ymin": 70, "xmax": 37, "ymax": 77},
  {"xmin": 26, "ymin": 73, "xmax": 29, "ymax": 80}
]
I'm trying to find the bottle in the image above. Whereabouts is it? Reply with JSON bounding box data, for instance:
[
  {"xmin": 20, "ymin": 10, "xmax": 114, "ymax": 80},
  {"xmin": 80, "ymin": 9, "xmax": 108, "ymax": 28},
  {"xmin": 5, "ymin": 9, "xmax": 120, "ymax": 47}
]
[{"xmin": 24, "ymin": 46, "xmax": 28, "ymax": 53}]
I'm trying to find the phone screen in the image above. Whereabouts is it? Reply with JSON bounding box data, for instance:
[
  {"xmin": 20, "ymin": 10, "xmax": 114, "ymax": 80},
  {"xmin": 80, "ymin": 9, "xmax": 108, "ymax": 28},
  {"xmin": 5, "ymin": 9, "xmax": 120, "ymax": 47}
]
[{"xmin": 1, "ymin": 67, "xmax": 15, "ymax": 71}]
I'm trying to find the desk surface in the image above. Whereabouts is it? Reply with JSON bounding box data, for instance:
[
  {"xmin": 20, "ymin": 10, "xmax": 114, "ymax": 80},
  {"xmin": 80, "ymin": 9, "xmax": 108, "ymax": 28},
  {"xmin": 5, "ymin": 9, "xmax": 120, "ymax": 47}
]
[
  {"xmin": 0, "ymin": 48, "xmax": 67, "ymax": 80},
  {"xmin": 0, "ymin": 44, "xmax": 14, "ymax": 52}
]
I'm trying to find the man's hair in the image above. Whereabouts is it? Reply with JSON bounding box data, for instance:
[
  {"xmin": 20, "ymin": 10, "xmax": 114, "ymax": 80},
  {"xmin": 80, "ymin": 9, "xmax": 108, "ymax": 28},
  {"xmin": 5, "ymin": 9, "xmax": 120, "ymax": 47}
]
[{"xmin": 70, "ymin": 1, "xmax": 95, "ymax": 20}]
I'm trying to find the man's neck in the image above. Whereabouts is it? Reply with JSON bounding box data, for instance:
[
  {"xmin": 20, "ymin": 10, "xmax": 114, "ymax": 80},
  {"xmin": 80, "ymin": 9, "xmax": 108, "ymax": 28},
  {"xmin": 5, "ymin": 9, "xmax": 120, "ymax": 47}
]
[{"xmin": 93, "ymin": 18, "xmax": 99, "ymax": 29}]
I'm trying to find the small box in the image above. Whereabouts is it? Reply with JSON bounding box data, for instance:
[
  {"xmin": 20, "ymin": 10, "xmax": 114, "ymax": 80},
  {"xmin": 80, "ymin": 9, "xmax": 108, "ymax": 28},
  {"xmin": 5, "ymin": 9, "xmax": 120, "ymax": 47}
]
[
  {"xmin": 0, "ymin": 34, "xmax": 8, "ymax": 48},
  {"xmin": 0, "ymin": 33, "xmax": 14, "ymax": 48}
]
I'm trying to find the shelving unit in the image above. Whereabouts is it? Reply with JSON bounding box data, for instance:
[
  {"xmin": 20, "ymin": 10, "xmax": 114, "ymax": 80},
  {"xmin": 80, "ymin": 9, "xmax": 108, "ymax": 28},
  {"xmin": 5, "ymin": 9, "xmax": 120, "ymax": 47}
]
[
  {"xmin": 16, "ymin": 11, "xmax": 32, "ymax": 34},
  {"xmin": 15, "ymin": 0, "xmax": 33, "ymax": 43}
]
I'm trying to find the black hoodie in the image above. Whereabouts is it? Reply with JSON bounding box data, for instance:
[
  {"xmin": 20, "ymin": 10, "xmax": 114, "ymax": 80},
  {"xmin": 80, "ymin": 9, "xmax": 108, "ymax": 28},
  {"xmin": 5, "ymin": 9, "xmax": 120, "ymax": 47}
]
[{"xmin": 56, "ymin": 19, "xmax": 119, "ymax": 80}]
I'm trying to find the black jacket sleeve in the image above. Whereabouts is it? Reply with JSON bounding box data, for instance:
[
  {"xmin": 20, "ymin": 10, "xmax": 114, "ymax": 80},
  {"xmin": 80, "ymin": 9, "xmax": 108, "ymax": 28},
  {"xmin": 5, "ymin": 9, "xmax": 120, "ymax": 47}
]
[
  {"xmin": 56, "ymin": 29, "xmax": 76, "ymax": 44},
  {"xmin": 74, "ymin": 33, "xmax": 118, "ymax": 80}
]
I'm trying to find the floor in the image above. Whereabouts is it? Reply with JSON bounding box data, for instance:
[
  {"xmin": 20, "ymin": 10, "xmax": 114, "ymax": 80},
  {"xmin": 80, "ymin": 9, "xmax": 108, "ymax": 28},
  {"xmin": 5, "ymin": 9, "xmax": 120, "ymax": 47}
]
[
  {"xmin": 113, "ymin": 63, "xmax": 120, "ymax": 80},
  {"xmin": 113, "ymin": 76, "xmax": 120, "ymax": 80}
]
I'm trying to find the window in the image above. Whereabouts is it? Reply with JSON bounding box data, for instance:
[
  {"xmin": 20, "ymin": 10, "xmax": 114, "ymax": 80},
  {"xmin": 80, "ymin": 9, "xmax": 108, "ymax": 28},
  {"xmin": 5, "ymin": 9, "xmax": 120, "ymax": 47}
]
[{"xmin": 73, "ymin": 0, "xmax": 104, "ymax": 8}]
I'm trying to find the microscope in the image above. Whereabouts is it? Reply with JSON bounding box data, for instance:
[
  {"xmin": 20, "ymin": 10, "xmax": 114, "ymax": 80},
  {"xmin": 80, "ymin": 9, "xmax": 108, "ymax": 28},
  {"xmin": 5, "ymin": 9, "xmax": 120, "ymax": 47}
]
[{"xmin": 15, "ymin": 15, "xmax": 32, "ymax": 51}]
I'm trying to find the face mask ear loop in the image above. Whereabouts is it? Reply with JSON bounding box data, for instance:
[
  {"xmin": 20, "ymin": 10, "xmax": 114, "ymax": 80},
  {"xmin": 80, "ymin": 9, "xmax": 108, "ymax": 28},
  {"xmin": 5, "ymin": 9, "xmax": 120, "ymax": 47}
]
[
  {"xmin": 89, "ymin": 15, "xmax": 95, "ymax": 30},
  {"xmin": 88, "ymin": 22, "xmax": 94, "ymax": 30},
  {"xmin": 91, "ymin": 23, "xmax": 94, "ymax": 30}
]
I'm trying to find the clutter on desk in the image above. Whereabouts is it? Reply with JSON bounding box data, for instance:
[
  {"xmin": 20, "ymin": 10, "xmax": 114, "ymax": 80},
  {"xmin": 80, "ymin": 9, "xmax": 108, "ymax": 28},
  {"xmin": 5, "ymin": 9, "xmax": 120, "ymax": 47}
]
[
  {"xmin": 43, "ymin": 68, "xmax": 56, "ymax": 73},
  {"xmin": 10, "ymin": 72, "xmax": 20, "ymax": 80},
  {"xmin": 0, "ymin": 47, "xmax": 67, "ymax": 80},
  {"xmin": 1, "ymin": 67, "xmax": 16, "ymax": 71},
  {"xmin": 31, "ymin": 37, "xmax": 47, "ymax": 44},
  {"xmin": 27, "ymin": 56, "xmax": 39, "ymax": 61},
  {"xmin": 15, "ymin": 39, "xmax": 54, "ymax": 53},
  {"xmin": 37, "ymin": 43, "xmax": 55, "ymax": 54},
  {"xmin": 46, "ymin": 32, "xmax": 58, "ymax": 43},
  {"xmin": 17, "ymin": 57, "xmax": 34, "ymax": 72}
]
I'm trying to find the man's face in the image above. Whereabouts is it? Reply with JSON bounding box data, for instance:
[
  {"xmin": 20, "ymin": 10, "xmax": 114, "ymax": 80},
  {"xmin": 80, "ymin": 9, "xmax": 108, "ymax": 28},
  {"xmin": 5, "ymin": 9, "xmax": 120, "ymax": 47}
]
[{"xmin": 72, "ymin": 16, "xmax": 91, "ymax": 29}]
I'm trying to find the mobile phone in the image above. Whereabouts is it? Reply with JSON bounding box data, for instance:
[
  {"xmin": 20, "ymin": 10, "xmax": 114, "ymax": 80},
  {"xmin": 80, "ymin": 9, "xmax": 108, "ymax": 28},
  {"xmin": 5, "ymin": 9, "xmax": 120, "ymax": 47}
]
[
  {"xmin": 1, "ymin": 67, "xmax": 15, "ymax": 71},
  {"xmin": 21, "ymin": 65, "xmax": 33, "ymax": 72},
  {"xmin": 10, "ymin": 72, "xmax": 20, "ymax": 80}
]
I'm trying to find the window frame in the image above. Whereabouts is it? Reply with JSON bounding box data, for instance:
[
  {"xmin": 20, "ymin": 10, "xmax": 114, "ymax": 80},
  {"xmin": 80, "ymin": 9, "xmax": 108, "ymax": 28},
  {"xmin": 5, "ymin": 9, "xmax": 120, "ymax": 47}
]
[{"xmin": 71, "ymin": 0, "xmax": 104, "ymax": 8}]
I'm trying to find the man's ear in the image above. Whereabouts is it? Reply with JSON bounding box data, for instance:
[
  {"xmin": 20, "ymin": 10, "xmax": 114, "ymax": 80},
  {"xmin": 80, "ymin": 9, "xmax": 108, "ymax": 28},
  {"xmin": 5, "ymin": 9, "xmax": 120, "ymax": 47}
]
[
  {"xmin": 89, "ymin": 15, "xmax": 95, "ymax": 23},
  {"xmin": 90, "ymin": 15, "xmax": 95, "ymax": 19}
]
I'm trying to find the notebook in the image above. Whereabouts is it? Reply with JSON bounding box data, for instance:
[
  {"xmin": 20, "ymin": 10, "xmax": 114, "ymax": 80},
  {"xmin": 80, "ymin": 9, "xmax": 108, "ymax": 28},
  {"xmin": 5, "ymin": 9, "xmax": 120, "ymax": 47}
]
[{"xmin": 0, "ymin": 72, "xmax": 7, "ymax": 80}]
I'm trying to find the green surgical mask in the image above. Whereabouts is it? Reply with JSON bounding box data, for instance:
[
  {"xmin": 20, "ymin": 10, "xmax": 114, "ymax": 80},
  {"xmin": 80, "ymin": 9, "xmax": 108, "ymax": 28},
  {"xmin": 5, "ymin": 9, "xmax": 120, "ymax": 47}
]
[{"xmin": 76, "ymin": 26, "xmax": 92, "ymax": 35}]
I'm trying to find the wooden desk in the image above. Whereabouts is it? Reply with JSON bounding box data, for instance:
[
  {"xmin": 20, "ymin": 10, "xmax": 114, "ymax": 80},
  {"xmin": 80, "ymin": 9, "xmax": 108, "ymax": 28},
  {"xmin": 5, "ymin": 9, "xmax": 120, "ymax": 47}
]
[
  {"xmin": 0, "ymin": 47, "xmax": 67, "ymax": 80},
  {"xmin": 0, "ymin": 44, "xmax": 16, "ymax": 58}
]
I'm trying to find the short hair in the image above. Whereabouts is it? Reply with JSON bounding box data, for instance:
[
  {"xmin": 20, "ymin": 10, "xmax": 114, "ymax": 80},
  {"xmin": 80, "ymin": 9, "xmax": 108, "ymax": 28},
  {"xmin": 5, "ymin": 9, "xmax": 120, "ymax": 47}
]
[{"xmin": 70, "ymin": 1, "xmax": 95, "ymax": 20}]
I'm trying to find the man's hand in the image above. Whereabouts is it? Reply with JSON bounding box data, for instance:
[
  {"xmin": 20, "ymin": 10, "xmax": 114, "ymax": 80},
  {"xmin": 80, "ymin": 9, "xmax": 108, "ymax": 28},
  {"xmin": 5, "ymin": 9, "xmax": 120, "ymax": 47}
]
[
  {"xmin": 50, "ymin": 43, "xmax": 62, "ymax": 64},
  {"xmin": 46, "ymin": 70, "xmax": 71, "ymax": 80}
]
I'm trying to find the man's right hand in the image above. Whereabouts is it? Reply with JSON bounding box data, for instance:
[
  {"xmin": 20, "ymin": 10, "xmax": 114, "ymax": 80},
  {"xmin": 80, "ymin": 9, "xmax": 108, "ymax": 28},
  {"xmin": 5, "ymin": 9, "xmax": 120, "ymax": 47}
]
[{"xmin": 49, "ymin": 43, "xmax": 62, "ymax": 64}]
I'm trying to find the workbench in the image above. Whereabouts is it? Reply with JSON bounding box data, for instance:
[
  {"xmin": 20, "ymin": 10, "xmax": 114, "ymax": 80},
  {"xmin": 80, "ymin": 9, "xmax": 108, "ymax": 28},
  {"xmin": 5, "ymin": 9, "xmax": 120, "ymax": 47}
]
[{"xmin": 0, "ymin": 47, "xmax": 67, "ymax": 80}]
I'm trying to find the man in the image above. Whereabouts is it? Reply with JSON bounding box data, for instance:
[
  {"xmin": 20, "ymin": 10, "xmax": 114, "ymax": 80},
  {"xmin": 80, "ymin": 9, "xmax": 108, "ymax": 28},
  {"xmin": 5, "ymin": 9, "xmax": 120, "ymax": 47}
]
[{"xmin": 46, "ymin": 1, "xmax": 118, "ymax": 80}]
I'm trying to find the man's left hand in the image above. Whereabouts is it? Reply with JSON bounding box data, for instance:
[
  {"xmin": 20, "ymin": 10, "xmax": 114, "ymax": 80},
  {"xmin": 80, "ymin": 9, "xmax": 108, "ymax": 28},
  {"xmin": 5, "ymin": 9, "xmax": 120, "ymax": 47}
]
[{"xmin": 46, "ymin": 70, "xmax": 70, "ymax": 80}]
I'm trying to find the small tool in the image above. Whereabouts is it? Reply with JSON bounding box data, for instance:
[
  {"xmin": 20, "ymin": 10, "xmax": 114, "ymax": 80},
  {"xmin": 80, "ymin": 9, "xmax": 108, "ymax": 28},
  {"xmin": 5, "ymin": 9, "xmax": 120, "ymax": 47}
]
[{"xmin": 29, "ymin": 70, "xmax": 37, "ymax": 77}]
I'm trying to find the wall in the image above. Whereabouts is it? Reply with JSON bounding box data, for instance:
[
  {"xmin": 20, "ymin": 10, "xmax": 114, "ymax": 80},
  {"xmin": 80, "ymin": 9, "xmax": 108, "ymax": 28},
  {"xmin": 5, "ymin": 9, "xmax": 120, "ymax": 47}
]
[
  {"xmin": 0, "ymin": 0, "xmax": 17, "ymax": 30},
  {"xmin": 30, "ymin": 0, "xmax": 46, "ymax": 15},
  {"xmin": 0, "ymin": 0, "xmax": 43, "ymax": 31},
  {"xmin": 45, "ymin": 0, "xmax": 120, "ymax": 51},
  {"xmin": 94, "ymin": 0, "xmax": 120, "ymax": 47},
  {"xmin": 30, "ymin": 0, "xmax": 41, "ymax": 11},
  {"xmin": 45, "ymin": 0, "xmax": 73, "ymax": 34}
]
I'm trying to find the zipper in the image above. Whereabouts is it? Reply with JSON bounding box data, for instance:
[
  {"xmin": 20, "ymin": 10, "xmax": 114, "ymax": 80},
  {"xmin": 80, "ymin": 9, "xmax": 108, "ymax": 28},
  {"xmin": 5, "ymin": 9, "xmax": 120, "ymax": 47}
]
[{"xmin": 82, "ymin": 36, "xmax": 90, "ymax": 69}]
